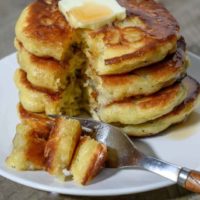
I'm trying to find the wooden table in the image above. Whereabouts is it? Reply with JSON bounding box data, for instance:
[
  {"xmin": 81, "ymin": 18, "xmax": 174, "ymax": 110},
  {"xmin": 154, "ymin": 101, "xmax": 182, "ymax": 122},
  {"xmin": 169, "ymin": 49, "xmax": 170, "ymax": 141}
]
[{"xmin": 0, "ymin": 0, "xmax": 200, "ymax": 199}]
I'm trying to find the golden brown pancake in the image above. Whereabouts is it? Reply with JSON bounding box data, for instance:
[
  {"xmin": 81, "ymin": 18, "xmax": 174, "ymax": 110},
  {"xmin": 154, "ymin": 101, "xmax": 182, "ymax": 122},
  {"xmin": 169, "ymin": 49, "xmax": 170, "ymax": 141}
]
[
  {"xmin": 121, "ymin": 76, "xmax": 200, "ymax": 136},
  {"xmin": 15, "ymin": 39, "xmax": 69, "ymax": 91},
  {"xmin": 86, "ymin": 37, "xmax": 187, "ymax": 105},
  {"xmin": 14, "ymin": 69, "xmax": 81, "ymax": 115},
  {"xmin": 15, "ymin": 69, "xmax": 63, "ymax": 114},
  {"xmin": 91, "ymin": 80, "xmax": 187, "ymax": 125},
  {"xmin": 6, "ymin": 123, "xmax": 48, "ymax": 170},
  {"xmin": 45, "ymin": 117, "xmax": 81, "ymax": 181},
  {"xmin": 7, "ymin": 110, "xmax": 107, "ymax": 183},
  {"xmin": 84, "ymin": 0, "xmax": 180, "ymax": 75},
  {"xmin": 15, "ymin": 0, "xmax": 75, "ymax": 61},
  {"xmin": 17, "ymin": 103, "xmax": 54, "ymax": 134},
  {"xmin": 70, "ymin": 136, "xmax": 107, "ymax": 185}
]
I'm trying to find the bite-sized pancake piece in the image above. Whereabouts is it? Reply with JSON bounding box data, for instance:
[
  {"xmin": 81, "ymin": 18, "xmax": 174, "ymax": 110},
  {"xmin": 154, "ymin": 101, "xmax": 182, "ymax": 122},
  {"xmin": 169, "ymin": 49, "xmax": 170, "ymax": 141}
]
[
  {"xmin": 86, "ymin": 37, "xmax": 187, "ymax": 105},
  {"xmin": 6, "ymin": 123, "xmax": 48, "ymax": 170},
  {"xmin": 70, "ymin": 136, "xmax": 107, "ymax": 185},
  {"xmin": 14, "ymin": 69, "xmax": 81, "ymax": 115},
  {"xmin": 121, "ymin": 76, "xmax": 200, "ymax": 136},
  {"xmin": 17, "ymin": 103, "xmax": 54, "ymax": 134},
  {"xmin": 15, "ymin": 0, "xmax": 75, "ymax": 61},
  {"xmin": 45, "ymin": 117, "xmax": 81, "ymax": 181},
  {"xmin": 96, "ymin": 80, "xmax": 187, "ymax": 124},
  {"xmin": 84, "ymin": 0, "xmax": 179, "ymax": 75},
  {"xmin": 15, "ymin": 39, "xmax": 69, "ymax": 92}
]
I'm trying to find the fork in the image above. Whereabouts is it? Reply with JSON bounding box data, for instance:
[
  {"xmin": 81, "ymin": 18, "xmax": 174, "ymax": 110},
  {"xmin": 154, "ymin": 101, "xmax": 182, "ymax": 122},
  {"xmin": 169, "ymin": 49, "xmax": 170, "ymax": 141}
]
[{"xmin": 50, "ymin": 115, "xmax": 200, "ymax": 193}]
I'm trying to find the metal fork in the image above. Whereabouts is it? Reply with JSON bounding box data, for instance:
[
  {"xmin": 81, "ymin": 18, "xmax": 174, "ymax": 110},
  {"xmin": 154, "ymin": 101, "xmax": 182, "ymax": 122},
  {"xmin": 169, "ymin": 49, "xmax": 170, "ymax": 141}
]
[{"xmin": 51, "ymin": 115, "xmax": 200, "ymax": 193}]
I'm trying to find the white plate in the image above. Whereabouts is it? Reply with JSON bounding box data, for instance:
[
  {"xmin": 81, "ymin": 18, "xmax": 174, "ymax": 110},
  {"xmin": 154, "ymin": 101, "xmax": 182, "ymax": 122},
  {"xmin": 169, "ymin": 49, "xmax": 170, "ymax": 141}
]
[{"xmin": 0, "ymin": 53, "xmax": 200, "ymax": 196}]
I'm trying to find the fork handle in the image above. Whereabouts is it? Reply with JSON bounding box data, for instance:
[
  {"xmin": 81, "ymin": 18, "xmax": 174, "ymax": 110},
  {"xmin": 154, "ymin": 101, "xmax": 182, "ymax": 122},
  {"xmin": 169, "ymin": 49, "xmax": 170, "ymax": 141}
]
[
  {"xmin": 138, "ymin": 156, "xmax": 200, "ymax": 193},
  {"xmin": 178, "ymin": 168, "xmax": 200, "ymax": 193}
]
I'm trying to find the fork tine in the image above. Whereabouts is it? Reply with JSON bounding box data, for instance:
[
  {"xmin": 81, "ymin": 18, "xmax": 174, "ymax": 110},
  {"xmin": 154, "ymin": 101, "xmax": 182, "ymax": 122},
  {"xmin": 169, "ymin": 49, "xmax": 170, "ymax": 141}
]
[{"xmin": 48, "ymin": 114, "xmax": 104, "ymax": 133}]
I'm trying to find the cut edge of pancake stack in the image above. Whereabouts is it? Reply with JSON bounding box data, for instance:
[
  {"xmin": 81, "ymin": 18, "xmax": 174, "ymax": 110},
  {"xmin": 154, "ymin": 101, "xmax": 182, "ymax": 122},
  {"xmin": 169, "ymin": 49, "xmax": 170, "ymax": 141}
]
[
  {"xmin": 14, "ymin": 0, "xmax": 86, "ymax": 116},
  {"xmin": 13, "ymin": 0, "xmax": 200, "ymax": 138}
]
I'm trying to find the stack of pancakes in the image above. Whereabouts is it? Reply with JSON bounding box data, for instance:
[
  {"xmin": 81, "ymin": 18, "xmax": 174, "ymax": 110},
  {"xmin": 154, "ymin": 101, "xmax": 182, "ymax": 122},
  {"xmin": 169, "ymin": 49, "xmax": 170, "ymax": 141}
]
[{"xmin": 14, "ymin": 0, "xmax": 200, "ymax": 137}]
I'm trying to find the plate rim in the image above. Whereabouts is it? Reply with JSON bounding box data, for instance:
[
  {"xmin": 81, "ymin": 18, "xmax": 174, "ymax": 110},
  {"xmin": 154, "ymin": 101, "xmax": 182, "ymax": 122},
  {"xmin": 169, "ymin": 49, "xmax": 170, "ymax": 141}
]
[{"xmin": 0, "ymin": 167, "xmax": 173, "ymax": 196}]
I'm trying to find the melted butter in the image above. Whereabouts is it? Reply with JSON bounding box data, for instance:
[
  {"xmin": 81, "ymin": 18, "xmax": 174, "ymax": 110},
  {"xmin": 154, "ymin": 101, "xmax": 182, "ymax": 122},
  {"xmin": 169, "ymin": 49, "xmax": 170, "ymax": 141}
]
[
  {"xmin": 59, "ymin": 0, "xmax": 126, "ymax": 29},
  {"xmin": 69, "ymin": 2, "xmax": 113, "ymax": 23}
]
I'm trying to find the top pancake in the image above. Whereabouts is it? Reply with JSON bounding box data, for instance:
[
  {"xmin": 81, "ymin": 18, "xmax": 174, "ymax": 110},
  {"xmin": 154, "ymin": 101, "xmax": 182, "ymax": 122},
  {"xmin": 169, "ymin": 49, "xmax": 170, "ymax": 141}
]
[
  {"xmin": 15, "ymin": 0, "xmax": 75, "ymax": 61},
  {"xmin": 84, "ymin": 0, "xmax": 180, "ymax": 75}
]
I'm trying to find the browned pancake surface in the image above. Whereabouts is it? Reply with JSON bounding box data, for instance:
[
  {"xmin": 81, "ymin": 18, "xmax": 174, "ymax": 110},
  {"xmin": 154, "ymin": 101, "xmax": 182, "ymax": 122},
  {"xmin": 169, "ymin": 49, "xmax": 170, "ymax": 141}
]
[
  {"xmin": 17, "ymin": 69, "xmax": 62, "ymax": 100},
  {"xmin": 102, "ymin": 37, "xmax": 186, "ymax": 86},
  {"xmin": 90, "ymin": 0, "xmax": 179, "ymax": 66},
  {"xmin": 23, "ymin": 0, "xmax": 73, "ymax": 49}
]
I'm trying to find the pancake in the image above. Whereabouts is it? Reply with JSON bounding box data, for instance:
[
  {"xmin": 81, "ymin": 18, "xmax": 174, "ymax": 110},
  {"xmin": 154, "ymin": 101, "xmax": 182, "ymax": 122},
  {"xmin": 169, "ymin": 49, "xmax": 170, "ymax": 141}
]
[
  {"xmin": 45, "ymin": 117, "xmax": 81, "ymax": 181},
  {"xmin": 86, "ymin": 37, "xmax": 187, "ymax": 105},
  {"xmin": 6, "ymin": 123, "xmax": 48, "ymax": 170},
  {"xmin": 14, "ymin": 69, "xmax": 81, "ymax": 115},
  {"xmin": 15, "ymin": 39, "xmax": 69, "ymax": 91},
  {"xmin": 121, "ymin": 76, "xmax": 200, "ymax": 136},
  {"xmin": 92, "ymin": 80, "xmax": 187, "ymax": 125},
  {"xmin": 84, "ymin": 0, "xmax": 180, "ymax": 75},
  {"xmin": 15, "ymin": 39, "xmax": 85, "ymax": 91},
  {"xmin": 17, "ymin": 103, "xmax": 54, "ymax": 134},
  {"xmin": 15, "ymin": 0, "xmax": 75, "ymax": 61},
  {"xmin": 70, "ymin": 136, "xmax": 107, "ymax": 185}
]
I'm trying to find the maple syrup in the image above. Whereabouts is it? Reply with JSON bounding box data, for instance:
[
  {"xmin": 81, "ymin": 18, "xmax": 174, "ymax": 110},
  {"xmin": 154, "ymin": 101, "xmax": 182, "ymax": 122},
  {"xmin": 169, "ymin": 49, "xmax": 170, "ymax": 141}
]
[{"xmin": 167, "ymin": 112, "xmax": 200, "ymax": 140}]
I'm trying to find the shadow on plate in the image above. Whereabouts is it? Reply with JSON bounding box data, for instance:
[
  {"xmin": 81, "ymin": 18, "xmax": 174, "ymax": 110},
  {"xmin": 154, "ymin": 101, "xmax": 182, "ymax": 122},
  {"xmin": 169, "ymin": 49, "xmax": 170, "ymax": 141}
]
[
  {"xmin": 132, "ymin": 139, "xmax": 158, "ymax": 158},
  {"xmin": 91, "ymin": 168, "xmax": 120, "ymax": 184}
]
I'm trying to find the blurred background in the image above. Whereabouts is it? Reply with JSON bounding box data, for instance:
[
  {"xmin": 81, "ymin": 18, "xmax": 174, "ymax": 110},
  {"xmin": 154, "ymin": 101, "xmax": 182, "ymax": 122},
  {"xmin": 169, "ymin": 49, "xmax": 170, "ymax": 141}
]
[
  {"xmin": 0, "ymin": 0, "xmax": 200, "ymax": 200},
  {"xmin": 0, "ymin": 0, "xmax": 200, "ymax": 59}
]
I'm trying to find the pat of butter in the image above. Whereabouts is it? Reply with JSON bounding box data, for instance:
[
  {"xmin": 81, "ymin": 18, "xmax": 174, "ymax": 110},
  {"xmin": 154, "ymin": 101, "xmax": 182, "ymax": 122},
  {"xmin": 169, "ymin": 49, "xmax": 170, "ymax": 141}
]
[{"xmin": 58, "ymin": 0, "xmax": 126, "ymax": 29}]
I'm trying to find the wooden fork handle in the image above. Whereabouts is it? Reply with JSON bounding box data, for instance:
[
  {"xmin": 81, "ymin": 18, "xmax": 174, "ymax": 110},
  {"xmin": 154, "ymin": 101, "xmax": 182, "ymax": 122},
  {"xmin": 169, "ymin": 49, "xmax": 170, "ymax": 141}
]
[{"xmin": 178, "ymin": 168, "xmax": 200, "ymax": 193}]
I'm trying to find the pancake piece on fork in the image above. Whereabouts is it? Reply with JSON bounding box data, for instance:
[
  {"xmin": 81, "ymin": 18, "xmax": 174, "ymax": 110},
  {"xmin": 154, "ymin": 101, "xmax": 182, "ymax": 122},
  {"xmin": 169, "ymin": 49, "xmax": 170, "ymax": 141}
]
[
  {"xmin": 17, "ymin": 103, "xmax": 54, "ymax": 133},
  {"xmin": 6, "ymin": 123, "xmax": 49, "ymax": 170},
  {"xmin": 16, "ymin": 105, "xmax": 107, "ymax": 183},
  {"xmin": 70, "ymin": 136, "xmax": 107, "ymax": 185},
  {"xmin": 45, "ymin": 117, "xmax": 81, "ymax": 181}
]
